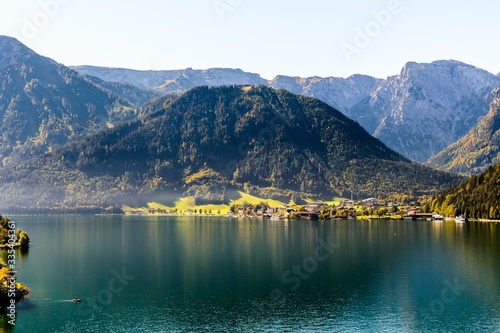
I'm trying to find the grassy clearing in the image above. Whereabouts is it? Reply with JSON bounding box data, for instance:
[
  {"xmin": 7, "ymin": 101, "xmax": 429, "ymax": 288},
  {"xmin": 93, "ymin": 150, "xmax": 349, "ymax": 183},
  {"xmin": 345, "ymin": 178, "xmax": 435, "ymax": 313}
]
[
  {"xmin": 174, "ymin": 196, "xmax": 229, "ymax": 213},
  {"xmin": 124, "ymin": 191, "xmax": 288, "ymax": 214},
  {"xmin": 230, "ymin": 191, "xmax": 286, "ymax": 208},
  {"xmin": 147, "ymin": 202, "xmax": 172, "ymax": 210}
]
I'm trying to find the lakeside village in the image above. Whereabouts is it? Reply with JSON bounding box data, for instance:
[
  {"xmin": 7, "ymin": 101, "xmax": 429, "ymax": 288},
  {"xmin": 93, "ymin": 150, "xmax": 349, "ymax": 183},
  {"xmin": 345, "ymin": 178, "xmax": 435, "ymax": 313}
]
[{"xmin": 130, "ymin": 197, "xmax": 457, "ymax": 222}]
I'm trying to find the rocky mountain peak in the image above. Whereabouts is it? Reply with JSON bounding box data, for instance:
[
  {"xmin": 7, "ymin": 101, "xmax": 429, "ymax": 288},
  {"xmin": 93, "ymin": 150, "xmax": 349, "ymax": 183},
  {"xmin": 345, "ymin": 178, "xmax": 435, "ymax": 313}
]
[
  {"xmin": 199, "ymin": 67, "xmax": 265, "ymax": 85},
  {"xmin": 350, "ymin": 60, "xmax": 500, "ymax": 162},
  {"xmin": 398, "ymin": 60, "xmax": 497, "ymax": 95},
  {"xmin": 268, "ymin": 75, "xmax": 304, "ymax": 95}
]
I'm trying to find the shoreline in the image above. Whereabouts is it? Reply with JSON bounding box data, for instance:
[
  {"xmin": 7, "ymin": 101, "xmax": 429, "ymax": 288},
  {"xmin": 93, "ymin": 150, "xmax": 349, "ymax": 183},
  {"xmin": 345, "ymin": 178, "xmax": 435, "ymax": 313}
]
[
  {"xmin": 475, "ymin": 219, "xmax": 500, "ymax": 223},
  {"xmin": 5, "ymin": 213, "xmax": 500, "ymax": 223}
]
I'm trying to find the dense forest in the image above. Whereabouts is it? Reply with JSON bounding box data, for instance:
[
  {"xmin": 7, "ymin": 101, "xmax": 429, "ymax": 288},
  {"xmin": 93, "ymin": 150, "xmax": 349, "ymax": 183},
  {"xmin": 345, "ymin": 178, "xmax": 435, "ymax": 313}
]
[
  {"xmin": 430, "ymin": 163, "xmax": 500, "ymax": 219},
  {"xmin": 0, "ymin": 85, "xmax": 460, "ymax": 211}
]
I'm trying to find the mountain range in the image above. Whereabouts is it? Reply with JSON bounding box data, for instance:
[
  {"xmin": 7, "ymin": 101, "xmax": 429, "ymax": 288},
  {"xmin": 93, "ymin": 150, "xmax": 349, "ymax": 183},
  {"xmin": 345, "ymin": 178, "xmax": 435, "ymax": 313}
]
[
  {"xmin": 72, "ymin": 61, "xmax": 500, "ymax": 163},
  {"xmin": 1, "ymin": 35, "xmax": 497, "ymax": 211},
  {"xmin": 72, "ymin": 65, "xmax": 382, "ymax": 114},
  {"xmin": 0, "ymin": 85, "xmax": 458, "ymax": 211}
]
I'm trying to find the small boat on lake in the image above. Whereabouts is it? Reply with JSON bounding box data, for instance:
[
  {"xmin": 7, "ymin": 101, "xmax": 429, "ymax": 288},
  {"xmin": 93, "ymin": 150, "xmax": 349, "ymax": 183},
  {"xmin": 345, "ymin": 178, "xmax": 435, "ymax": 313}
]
[
  {"xmin": 455, "ymin": 215, "xmax": 466, "ymax": 223},
  {"xmin": 432, "ymin": 214, "xmax": 445, "ymax": 220},
  {"xmin": 72, "ymin": 298, "xmax": 81, "ymax": 303}
]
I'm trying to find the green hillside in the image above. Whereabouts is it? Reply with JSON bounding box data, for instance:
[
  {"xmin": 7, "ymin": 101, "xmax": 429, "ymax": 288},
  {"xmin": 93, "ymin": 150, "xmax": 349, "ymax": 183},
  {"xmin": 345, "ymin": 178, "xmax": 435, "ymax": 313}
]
[
  {"xmin": 0, "ymin": 36, "xmax": 134, "ymax": 167},
  {"xmin": 430, "ymin": 163, "xmax": 500, "ymax": 219}
]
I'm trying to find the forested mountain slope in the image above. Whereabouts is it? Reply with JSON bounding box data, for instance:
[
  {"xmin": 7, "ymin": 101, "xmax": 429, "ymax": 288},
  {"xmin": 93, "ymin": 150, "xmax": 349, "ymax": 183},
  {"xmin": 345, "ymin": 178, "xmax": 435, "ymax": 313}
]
[{"xmin": 0, "ymin": 85, "xmax": 459, "ymax": 211}]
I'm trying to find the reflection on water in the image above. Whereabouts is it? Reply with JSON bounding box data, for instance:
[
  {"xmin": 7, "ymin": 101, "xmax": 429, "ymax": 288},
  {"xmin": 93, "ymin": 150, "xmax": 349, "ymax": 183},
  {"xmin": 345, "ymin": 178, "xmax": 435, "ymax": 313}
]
[{"xmin": 5, "ymin": 216, "xmax": 500, "ymax": 332}]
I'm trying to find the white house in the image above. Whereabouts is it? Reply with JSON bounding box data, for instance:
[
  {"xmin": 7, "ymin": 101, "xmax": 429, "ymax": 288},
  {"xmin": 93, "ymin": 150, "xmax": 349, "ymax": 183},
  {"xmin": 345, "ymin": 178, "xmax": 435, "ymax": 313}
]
[{"xmin": 362, "ymin": 198, "xmax": 379, "ymax": 206}]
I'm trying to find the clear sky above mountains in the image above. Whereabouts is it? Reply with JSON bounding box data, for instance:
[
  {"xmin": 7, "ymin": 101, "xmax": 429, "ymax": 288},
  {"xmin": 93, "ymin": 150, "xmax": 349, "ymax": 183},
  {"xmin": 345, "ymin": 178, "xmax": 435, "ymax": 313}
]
[{"xmin": 0, "ymin": 0, "xmax": 498, "ymax": 79}]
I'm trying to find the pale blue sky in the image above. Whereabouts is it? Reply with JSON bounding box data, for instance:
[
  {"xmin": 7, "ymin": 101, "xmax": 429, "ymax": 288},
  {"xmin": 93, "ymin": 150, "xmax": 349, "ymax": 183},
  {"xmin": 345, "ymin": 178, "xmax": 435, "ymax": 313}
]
[{"xmin": 0, "ymin": 0, "xmax": 498, "ymax": 79}]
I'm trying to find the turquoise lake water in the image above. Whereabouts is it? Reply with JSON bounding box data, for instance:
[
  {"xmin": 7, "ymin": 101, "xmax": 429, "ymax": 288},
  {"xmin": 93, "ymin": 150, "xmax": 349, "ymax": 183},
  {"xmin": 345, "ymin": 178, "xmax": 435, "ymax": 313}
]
[{"xmin": 4, "ymin": 216, "xmax": 500, "ymax": 332}]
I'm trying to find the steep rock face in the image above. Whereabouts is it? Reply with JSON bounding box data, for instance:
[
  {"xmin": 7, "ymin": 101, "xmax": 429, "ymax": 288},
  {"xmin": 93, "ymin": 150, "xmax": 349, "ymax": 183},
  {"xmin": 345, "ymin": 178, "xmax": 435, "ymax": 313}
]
[
  {"xmin": 350, "ymin": 60, "xmax": 500, "ymax": 162},
  {"xmin": 427, "ymin": 88, "xmax": 500, "ymax": 174},
  {"xmin": 0, "ymin": 36, "xmax": 133, "ymax": 166},
  {"xmin": 269, "ymin": 74, "xmax": 381, "ymax": 112}
]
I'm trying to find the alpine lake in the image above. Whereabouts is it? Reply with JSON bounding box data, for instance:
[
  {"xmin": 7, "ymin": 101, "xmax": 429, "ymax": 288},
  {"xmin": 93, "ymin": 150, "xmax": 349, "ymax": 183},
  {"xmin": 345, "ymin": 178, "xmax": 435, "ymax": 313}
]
[{"xmin": 3, "ymin": 215, "xmax": 500, "ymax": 332}]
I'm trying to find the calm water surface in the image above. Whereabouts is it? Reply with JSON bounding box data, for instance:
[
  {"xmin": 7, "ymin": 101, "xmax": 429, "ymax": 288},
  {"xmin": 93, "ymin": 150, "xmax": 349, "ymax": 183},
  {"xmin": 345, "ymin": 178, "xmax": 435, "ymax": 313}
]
[{"xmin": 4, "ymin": 216, "xmax": 500, "ymax": 332}]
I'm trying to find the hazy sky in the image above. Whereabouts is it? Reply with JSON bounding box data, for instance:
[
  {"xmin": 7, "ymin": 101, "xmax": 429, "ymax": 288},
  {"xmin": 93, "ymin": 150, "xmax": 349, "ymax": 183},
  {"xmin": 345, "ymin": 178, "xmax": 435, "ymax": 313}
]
[{"xmin": 0, "ymin": 0, "xmax": 498, "ymax": 79}]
